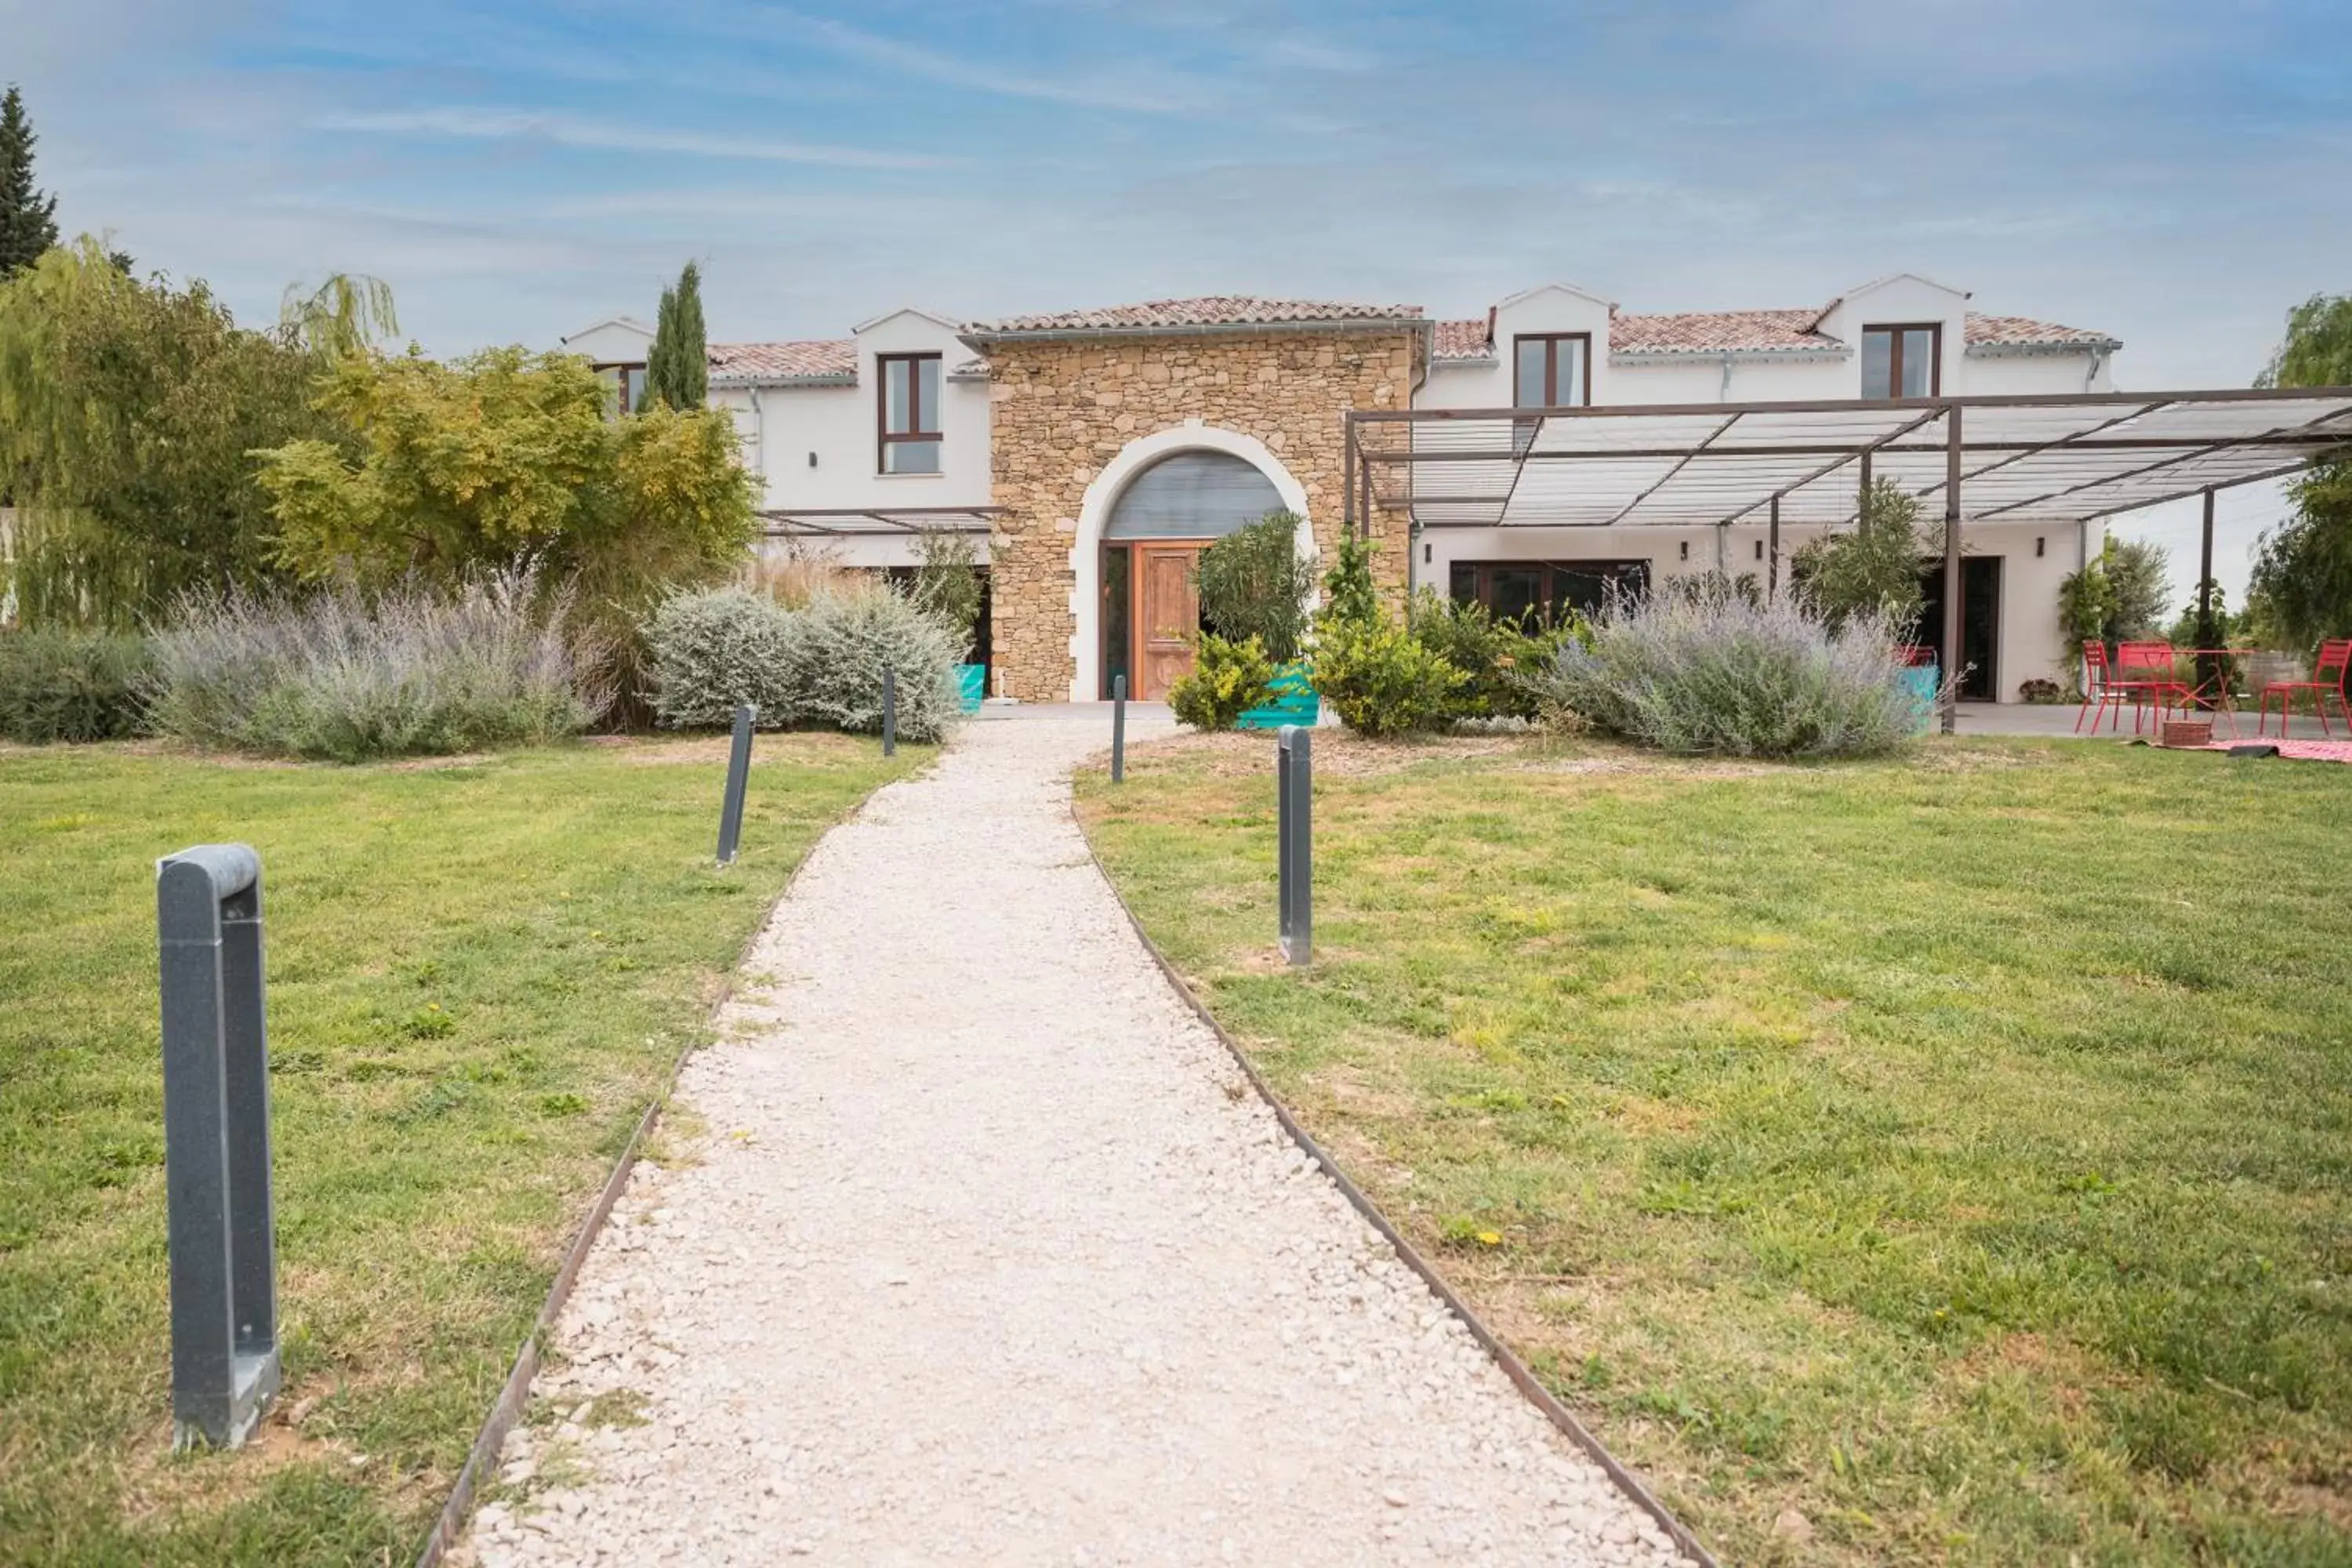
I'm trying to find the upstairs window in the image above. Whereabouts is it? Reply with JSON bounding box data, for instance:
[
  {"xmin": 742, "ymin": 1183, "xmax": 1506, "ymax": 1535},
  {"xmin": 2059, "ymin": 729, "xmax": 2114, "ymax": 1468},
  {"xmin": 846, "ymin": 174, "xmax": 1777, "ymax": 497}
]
[
  {"xmin": 593, "ymin": 362, "xmax": 648, "ymax": 416},
  {"xmin": 878, "ymin": 353, "xmax": 943, "ymax": 474},
  {"xmin": 1512, "ymin": 333, "xmax": 1590, "ymax": 408},
  {"xmin": 1862, "ymin": 324, "xmax": 1940, "ymax": 399}
]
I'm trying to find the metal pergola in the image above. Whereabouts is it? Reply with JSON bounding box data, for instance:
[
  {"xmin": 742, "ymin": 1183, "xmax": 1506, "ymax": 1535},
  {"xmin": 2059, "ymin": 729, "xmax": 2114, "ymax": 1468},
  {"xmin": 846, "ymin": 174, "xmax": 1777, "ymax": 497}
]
[
  {"xmin": 759, "ymin": 506, "xmax": 1001, "ymax": 540},
  {"xmin": 1341, "ymin": 387, "xmax": 2352, "ymax": 731}
]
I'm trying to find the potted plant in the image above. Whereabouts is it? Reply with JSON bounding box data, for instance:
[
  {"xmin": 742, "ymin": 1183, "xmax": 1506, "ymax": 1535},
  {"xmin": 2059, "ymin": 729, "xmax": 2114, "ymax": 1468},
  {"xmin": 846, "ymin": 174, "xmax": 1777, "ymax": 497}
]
[
  {"xmin": 1194, "ymin": 510, "xmax": 1318, "ymax": 729},
  {"xmin": 911, "ymin": 528, "xmax": 989, "ymax": 712}
]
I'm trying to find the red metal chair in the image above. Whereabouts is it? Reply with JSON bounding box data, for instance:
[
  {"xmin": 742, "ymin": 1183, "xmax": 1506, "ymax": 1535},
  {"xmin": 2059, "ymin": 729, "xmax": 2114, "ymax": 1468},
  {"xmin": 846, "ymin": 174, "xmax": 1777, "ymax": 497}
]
[
  {"xmin": 2259, "ymin": 637, "xmax": 2352, "ymax": 737},
  {"xmin": 2078, "ymin": 641, "xmax": 2166, "ymax": 735},
  {"xmin": 2115, "ymin": 641, "xmax": 2191, "ymax": 735}
]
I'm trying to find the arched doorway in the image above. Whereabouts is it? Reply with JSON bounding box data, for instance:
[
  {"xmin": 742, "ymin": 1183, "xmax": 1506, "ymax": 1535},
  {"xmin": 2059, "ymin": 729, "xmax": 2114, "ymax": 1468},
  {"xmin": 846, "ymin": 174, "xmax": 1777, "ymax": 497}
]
[{"xmin": 1072, "ymin": 429, "xmax": 1312, "ymax": 702}]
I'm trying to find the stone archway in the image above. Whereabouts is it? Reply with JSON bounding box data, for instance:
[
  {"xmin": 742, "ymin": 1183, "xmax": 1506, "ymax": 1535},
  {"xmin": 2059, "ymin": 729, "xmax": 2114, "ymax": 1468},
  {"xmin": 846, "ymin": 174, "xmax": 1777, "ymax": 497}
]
[{"xmin": 1069, "ymin": 423, "xmax": 1313, "ymax": 702}]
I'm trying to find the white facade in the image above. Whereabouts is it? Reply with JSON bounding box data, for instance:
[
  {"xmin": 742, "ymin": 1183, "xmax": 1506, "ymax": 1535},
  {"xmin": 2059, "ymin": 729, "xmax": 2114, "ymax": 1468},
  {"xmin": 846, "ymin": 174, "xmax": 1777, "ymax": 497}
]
[{"xmin": 562, "ymin": 271, "xmax": 2122, "ymax": 701}]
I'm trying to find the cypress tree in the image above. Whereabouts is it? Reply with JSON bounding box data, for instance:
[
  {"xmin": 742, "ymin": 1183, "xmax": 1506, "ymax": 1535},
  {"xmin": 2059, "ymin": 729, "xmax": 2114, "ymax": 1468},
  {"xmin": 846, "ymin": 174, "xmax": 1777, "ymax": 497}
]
[
  {"xmin": 644, "ymin": 260, "xmax": 708, "ymax": 411},
  {"xmin": 0, "ymin": 85, "xmax": 62, "ymax": 278}
]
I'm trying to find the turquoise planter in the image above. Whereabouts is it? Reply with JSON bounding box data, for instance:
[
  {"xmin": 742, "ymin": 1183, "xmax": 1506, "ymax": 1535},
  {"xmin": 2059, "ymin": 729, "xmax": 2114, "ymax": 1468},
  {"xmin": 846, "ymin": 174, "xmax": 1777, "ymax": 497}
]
[
  {"xmin": 1899, "ymin": 665, "xmax": 1939, "ymax": 733},
  {"xmin": 1236, "ymin": 660, "xmax": 1318, "ymax": 730},
  {"xmin": 955, "ymin": 664, "xmax": 986, "ymax": 714}
]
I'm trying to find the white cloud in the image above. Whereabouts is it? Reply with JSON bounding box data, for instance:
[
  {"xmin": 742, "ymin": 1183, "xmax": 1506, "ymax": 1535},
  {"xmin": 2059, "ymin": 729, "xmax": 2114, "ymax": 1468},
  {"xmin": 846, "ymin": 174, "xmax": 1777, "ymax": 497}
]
[
  {"xmin": 316, "ymin": 107, "xmax": 959, "ymax": 169},
  {"xmin": 787, "ymin": 13, "xmax": 1223, "ymax": 114}
]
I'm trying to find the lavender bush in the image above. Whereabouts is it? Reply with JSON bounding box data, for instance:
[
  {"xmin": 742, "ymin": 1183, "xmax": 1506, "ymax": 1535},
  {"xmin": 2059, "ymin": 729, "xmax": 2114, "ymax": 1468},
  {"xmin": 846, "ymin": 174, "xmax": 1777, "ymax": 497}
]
[
  {"xmin": 1525, "ymin": 583, "xmax": 1930, "ymax": 757},
  {"xmin": 146, "ymin": 569, "xmax": 609, "ymax": 761}
]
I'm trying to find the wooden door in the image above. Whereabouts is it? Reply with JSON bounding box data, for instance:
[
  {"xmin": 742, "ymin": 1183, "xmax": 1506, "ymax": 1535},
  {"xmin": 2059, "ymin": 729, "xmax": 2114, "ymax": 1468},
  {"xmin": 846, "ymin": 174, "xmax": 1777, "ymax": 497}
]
[{"xmin": 1134, "ymin": 544, "xmax": 1203, "ymax": 700}]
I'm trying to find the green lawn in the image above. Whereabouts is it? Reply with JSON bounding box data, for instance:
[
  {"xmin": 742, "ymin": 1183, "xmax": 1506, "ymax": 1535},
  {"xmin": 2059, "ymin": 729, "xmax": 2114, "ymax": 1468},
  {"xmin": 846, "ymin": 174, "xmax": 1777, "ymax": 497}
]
[
  {"xmin": 1076, "ymin": 733, "xmax": 2352, "ymax": 1568},
  {"xmin": 0, "ymin": 734, "xmax": 922, "ymax": 1565}
]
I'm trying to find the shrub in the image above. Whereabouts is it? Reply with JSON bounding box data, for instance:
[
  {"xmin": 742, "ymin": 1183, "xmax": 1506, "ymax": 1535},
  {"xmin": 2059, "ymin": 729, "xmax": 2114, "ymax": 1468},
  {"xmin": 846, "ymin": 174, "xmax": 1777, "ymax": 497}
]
[
  {"xmin": 0, "ymin": 628, "xmax": 153, "ymax": 742},
  {"xmin": 1316, "ymin": 532, "xmax": 1383, "ymax": 632},
  {"xmin": 145, "ymin": 569, "xmax": 608, "ymax": 762},
  {"xmin": 1406, "ymin": 590, "xmax": 1581, "ymax": 720},
  {"xmin": 907, "ymin": 528, "xmax": 986, "ymax": 662},
  {"xmin": 1792, "ymin": 478, "xmax": 1929, "ymax": 633},
  {"xmin": 1312, "ymin": 617, "xmax": 1465, "ymax": 739},
  {"xmin": 1196, "ymin": 512, "xmax": 1315, "ymax": 663},
  {"xmin": 784, "ymin": 584, "xmax": 962, "ymax": 743},
  {"xmin": 1168, "ymin": 633, "xmax": 1274, "ymax": 730},
  {"xmin": 1524, "ymin": 582, "xmax": 1926, "ymax": 758},
  {"xmin": 643, "ymin": 586, "xmax": 797, "ymax": 728}
]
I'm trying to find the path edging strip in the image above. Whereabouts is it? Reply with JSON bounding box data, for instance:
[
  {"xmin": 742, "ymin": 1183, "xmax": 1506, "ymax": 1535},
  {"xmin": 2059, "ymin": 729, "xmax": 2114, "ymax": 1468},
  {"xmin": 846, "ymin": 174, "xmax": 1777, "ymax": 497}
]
[
  {"xmin": 412, "ymin": 757, "xmax": 924, "ymax": 1568},
  {"xmin": 1071, "ymin": 788, "xmax": 1721, "ymax": 1568}
]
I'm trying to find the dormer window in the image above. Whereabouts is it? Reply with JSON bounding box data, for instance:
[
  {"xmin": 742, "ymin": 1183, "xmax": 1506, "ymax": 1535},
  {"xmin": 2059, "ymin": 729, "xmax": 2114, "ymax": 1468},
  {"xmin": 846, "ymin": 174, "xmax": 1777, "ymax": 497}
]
[
  {"xmin": 878, "ymin": 352, "xmax": 943, "ymax": 474},
  {"xmin": 1513, "ymin": 333, "xmax": 1590, "ymax": 408},
  {"xmin": 593, "ymin": 362, "xmax": 648, "ymax": 416},
  {"xmin": 1862, "ymin": 324, "xmax": 1940, "ymax": 399}
]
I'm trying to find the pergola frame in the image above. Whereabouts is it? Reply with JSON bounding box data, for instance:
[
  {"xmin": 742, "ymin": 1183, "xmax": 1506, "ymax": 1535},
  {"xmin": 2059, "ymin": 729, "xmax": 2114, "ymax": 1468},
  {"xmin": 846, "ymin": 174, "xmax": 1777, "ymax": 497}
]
[
  {"xmin": 759, "ymin": 505, "xmax": 1001, "ymax": 540},
  {"xmin": 1341, "ymin": 387, "xmax": 2352, "ymax": 732}
]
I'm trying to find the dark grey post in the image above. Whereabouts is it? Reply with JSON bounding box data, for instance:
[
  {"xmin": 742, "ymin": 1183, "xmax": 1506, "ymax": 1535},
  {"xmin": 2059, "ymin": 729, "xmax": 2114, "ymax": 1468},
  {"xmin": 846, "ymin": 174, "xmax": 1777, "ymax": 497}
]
[
  {"xmin": 1276, "ymin": 725, "xmax": 1312, "ymax": 965},
  {"xmin": 716, "ymin": 703, "xmax": 756, "ymax": 866},
  {"xmin": 157, "ymin": 844, "xmax": 280, "ymax": 1450},
  {"xmin": 1767, "ymin": 493, "xmax": 1781, "ymax": 603},
  {"xmin": 1111, "ymin": 673, "xmax": 1127, "ymax": 784},
  {"xmin": 881, "ymin": 663, "xmax": 897, "ymax": 758},
  {"xmin": 1940, "ymin": 403, "xmax": 1964, "ymax": 735}
]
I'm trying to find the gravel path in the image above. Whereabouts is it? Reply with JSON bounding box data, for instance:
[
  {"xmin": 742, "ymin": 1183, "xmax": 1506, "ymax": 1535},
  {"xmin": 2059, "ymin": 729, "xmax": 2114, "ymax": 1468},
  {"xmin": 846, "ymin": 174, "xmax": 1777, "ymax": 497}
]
[{"xmin": 462, "ymin": 710, "xmax": 1689, "ymax": 1567}]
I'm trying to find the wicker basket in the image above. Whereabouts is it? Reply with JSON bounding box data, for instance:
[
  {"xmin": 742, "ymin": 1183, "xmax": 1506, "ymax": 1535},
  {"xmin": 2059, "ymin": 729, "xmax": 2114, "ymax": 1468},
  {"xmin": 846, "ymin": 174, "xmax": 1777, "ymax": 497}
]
[{"xmin": 2161, "ymin": 718, "xmax": 2214, "ymax": 749}]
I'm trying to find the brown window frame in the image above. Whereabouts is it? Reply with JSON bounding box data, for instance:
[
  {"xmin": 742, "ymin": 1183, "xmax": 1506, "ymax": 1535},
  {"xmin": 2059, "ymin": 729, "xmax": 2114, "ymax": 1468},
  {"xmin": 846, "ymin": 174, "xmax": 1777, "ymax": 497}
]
[
  {"xmin": 592, "ymin": 361, "xmax": 647, "ymax": 416},
  {"xmin": 1861, "ymin": 322, "xmax": 1943, "ymax": 400},
  {"xmin": 1512, "ymin": 332, "xmax": 1592, "ymax": 408},
  {"xmin": 877, "ymin": 352, "xmax": 944, "ymax": 474}
]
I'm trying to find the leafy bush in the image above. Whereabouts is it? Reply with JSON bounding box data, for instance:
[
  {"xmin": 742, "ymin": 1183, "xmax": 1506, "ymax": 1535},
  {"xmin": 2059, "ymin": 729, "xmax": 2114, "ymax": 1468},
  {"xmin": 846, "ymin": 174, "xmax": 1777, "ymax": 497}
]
[
  {"xmin": 1316, "ymin": 531, "xmax": 1383, "ymax": 631},
  {"xmin": 1524, "ymin": 582, "xmax": 1927, "ymax": 758},
  {"xmin": 145, "ymin": 570, "xmax": 608, "ymax": 762},
  {"xmin": 0, "ymin": 628, "xmax": 152, "ymax": 742},
  {"xmin": 1312, "ymin": 617, "xmax": 1465, "ymax": 738},
  {"xmin": 785, "ymin": 583, "xmax": 963, "ymax": 743},
  {"xmin": 1168, "ymin": 633, "xmax": 1274, "ymax": 731},
  {"xmin": 647, "ymin": 580, "xmax": 962, "ymax": 742},
  {"xmin": 1793, "ymin": 479, "xmax": 1929, "ymax": 633},
  {"xmin": 1406, "ymin": 590, "xmax": 1581, "ymax": 720},
  {"xmin": 642, "ymin": 586, "xmax": 798, "ymax": 728},
  {"xmin": 1196, "ymin": 512, "xmax": 1315, "ymax": 662},
  {"xmin": 2018, "ymin": 677, "xmax": 2064, "ymax": 705},
  {"xmin": 908, "ymin": 528, "xmax": 985, "ymax": 660}
]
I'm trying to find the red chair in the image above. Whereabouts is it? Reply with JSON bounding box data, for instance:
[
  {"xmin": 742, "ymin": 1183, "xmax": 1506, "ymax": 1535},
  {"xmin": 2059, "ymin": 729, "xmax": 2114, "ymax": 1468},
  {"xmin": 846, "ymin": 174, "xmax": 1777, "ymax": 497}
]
[
  {"xmin": 2078, "ymin": 641, "xmax": 2169, "ymax": 735},
  {"xmin": 2115, "ymin": 641, "xmax": 2191, "ymax": 735},
  {"xmin": 2259, "ymin": 638, "xmax": 2352, "ymax": 737}
]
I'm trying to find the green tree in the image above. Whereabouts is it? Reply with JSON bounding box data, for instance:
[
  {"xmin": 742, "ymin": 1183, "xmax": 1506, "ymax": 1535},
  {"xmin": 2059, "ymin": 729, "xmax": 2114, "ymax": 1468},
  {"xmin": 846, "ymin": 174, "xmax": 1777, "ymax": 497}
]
[
  {"xmin": 0, "ymin": 239, "xmax": 333, "ymax": 626},
  {"xmin": 1194, "ymin": 510, "xmax": 1315, "ymax": 662},
  {"xmin": 279, "ymin": 274, "xmax": 400, "ymax": 359},
  {"xmin": 644, "ymin": 260, "xmax": 708, "ymax": 411},
  {"xmin": 2248, "ymin": 293, "xmax": 2352, "ymax": 654},
  {"xmin": 1792, "ymin": 477, "xmax": 1929, "ymax": 633},
  {"xmin": 251, "ymin": 345, "xmax": 757, "ymax": 622},
  {"xmin": 2104, "ymin": 537, "xmax": 2172, "ymax": 640},
  {"xmin": 0, "ymin": 86, "xmax": 60, "ymax": 278},
  {"xmin": 909, "ymin": 526, "xmax": 985, "ymax": 658}
]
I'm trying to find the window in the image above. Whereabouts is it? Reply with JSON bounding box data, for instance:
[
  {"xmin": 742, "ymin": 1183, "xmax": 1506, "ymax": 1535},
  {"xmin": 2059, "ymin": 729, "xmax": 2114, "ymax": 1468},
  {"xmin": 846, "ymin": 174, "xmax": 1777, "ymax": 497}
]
[
  {"xmin": 593, "ymin": 363, "xmax": 648, "ymax": 416},
  {"xmin": 878, "ymin": 353, "xmax": 943, "ymax": 474},
  {"xmin": 1861, "ymin": 324, "xmax": 1940, "ymax": 399},
  {"xmin": 1449, "ymin": 559, "xmax": 1649, "ymax": 623},
  {"xmin": 1512, "ymin": 333, "xmax": 1590, "ymax": 408}
]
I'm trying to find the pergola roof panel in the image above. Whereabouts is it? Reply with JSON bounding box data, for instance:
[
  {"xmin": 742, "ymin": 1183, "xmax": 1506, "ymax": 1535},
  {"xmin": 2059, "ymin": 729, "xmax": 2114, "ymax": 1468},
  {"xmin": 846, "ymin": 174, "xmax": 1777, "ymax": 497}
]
[{"xmin": 1365, "ymin": 388, "xmax": 2352, "ymax": 531}]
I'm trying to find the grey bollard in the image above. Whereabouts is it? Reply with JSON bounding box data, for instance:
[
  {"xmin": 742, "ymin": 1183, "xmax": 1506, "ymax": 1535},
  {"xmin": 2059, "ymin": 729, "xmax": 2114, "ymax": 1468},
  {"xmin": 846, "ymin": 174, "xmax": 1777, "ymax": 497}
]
[
  {"xmin": 881, "ymin": 663, "xmax": 897, "ymax": 758},
  {"xmin": 1276, "ymin": 726, "xmax": 1312, "ymax": 965},
  {"xmin": 1111, "ymin": 673, "xmax": 1127, "ymax": 783},
  {"xmin": 717, "ymin": 703, "xmax": 757, "ymax": 866},
  {"xmin": 156, "ymin": 844, "xmax": 281, "ymax": 1450}
]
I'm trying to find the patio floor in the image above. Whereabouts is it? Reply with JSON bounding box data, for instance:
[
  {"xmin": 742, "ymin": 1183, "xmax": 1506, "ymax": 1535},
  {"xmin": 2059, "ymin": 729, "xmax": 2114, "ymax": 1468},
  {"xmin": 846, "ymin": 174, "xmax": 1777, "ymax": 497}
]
[{"xmin": 1953, "ymin": 701, "xmax": 2345, "ymax": 740}]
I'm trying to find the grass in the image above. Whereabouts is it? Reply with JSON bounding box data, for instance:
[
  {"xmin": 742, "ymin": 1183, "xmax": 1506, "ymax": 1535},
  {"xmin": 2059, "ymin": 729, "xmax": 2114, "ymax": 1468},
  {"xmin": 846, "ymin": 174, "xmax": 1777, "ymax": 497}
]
[
  {"xmin": 1075, "ymin": 731, "xmax": 2352, "ymax": 1567},
  {"xmin": 0, "ymin": 732, "xmax": 924, "ymax": 1565}
]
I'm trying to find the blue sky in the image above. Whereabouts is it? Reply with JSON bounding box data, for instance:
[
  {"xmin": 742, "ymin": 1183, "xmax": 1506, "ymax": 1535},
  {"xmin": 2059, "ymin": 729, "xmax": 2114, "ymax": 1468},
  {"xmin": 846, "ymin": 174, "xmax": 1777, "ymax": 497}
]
[{"xmin": 9, "ymin": 0, "xmax": 2347, "ymax": 592}]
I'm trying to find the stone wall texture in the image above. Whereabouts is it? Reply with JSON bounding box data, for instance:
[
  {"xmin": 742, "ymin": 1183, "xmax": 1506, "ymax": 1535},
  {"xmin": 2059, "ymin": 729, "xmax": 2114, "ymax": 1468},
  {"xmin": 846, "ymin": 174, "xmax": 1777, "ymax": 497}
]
[{"xmin": 982, "ymin": 329, "xmax": 1421, "ymax": 702}]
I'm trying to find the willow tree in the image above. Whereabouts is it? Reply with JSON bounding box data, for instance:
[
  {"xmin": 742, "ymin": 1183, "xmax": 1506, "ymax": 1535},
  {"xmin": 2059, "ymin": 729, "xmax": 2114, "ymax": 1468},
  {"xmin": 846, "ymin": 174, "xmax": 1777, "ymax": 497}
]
[
  {"xmin": 2249, "ymin": 293, "xmax": 2352, "ymax": 654},
  {"xmin": 0, "ymin": 240, "xmax": 336, "ymax": 626}
]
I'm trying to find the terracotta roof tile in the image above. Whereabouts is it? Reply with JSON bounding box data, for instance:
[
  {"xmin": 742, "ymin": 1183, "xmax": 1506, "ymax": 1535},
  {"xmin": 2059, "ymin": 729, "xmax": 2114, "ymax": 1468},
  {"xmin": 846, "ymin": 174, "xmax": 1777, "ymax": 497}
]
[
  {"xmin": 1963, "ymin": 312, "xmax": 2119, "ymax": 348},
  {"xmin": 707, "ymin": 339, "xmax": 857, "ymax": 383},
  {"xmin": 1611, "ymin": 309, "xmax": 1838, "ymax": 354},
  {"xmin": 1432, "ymin": 319, "xmax": 1493, "ymax": 359},
  {"xmin": 964, "ymin": 296, "xmax": 1423, "ymax": 336}
]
